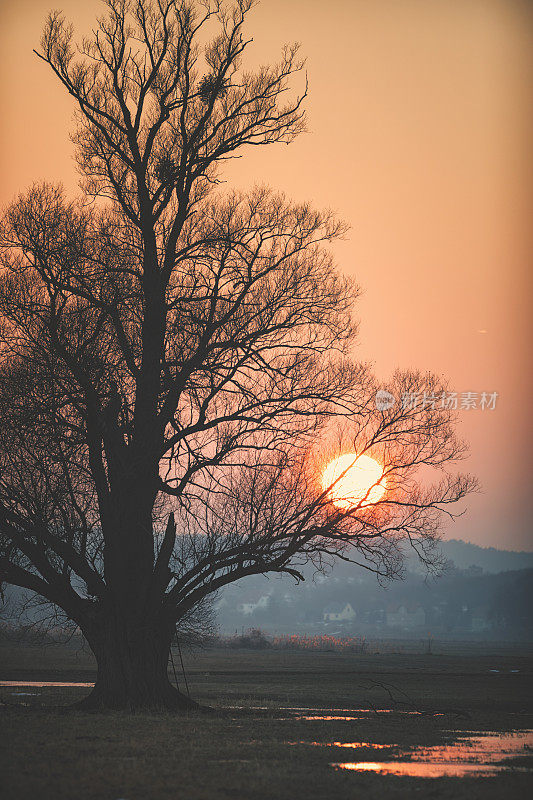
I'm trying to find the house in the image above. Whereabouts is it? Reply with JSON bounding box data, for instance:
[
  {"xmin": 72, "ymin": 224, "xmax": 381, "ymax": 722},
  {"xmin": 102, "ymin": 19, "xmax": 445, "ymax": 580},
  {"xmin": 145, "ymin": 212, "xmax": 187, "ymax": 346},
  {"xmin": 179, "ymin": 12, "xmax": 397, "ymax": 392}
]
[
  {"xmin": 323, "ymin": 602, "xmax": 356, "ymax": 622},
  {"xmin": 386, "ymin": 603, "xmax": 425, "ymax": 629},
  {"xmin": 237, "ymin": 595, "xmax": 270, "ymax": 615}
]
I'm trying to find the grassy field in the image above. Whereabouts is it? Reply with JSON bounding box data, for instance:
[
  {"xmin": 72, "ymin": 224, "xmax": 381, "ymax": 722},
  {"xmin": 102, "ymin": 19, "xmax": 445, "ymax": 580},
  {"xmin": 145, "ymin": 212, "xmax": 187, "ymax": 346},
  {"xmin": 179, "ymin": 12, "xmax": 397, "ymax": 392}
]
[{"xmin": 1, "ymin": 640, "xmax": 532, "ymax": 799}]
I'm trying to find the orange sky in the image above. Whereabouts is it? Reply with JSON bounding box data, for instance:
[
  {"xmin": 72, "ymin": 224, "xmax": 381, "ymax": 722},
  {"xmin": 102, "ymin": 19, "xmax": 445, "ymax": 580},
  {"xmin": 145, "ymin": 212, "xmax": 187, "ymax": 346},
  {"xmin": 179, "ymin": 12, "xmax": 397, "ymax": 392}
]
[{"xmin": 1, "ymin": 0, "xmax": 532, "ymax": 550}]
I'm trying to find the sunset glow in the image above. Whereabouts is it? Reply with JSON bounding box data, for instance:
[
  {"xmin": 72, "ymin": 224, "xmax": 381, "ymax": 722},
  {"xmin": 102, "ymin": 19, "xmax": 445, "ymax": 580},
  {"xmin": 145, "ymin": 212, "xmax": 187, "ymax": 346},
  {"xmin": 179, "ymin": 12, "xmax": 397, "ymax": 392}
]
[{"xmin": 321, "ymin": 453, "xmax": 386, "ymax": 510}]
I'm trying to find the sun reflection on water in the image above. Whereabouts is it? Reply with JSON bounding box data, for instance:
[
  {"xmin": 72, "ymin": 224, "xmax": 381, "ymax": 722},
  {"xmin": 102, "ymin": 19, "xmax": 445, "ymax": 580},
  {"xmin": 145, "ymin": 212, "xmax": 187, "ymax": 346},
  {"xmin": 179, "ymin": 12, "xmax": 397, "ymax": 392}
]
[{"xmin": 330, "ymin": 730, "xmax": 533, "ymax": 778}]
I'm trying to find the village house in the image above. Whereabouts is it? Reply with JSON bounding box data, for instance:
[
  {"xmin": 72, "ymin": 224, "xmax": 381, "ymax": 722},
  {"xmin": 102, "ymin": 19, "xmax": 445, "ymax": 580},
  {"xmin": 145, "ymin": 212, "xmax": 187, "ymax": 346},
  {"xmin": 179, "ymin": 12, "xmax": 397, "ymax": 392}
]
[
  {"xmin": 323, "ymin": 602, "xmax": 356, "ymax": 622},
  {"xmin": 386, "ymin": 603, "xmax": 426, "ymax": 629},
  {"xmin": 237, "ymin": 595, "xmax": 270, "ymax": 615}
]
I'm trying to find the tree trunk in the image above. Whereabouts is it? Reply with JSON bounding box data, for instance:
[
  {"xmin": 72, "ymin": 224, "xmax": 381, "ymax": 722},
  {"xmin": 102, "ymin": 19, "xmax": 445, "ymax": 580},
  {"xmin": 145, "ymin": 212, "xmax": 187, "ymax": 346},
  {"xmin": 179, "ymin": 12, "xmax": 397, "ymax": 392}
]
[{"xmin": 78, "ymin": 611, "xmax": 197, "ymax": 712}]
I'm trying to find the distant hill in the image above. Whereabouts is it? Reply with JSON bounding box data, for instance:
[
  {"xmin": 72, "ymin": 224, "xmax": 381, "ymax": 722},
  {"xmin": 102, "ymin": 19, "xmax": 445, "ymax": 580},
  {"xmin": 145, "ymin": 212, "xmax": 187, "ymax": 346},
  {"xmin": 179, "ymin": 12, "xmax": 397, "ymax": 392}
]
[
  {"xmin": 439, "ymin": 539, "xmax": 533, "ymax": 573},
  {"xmin": 300, "ymin": 539, "xmax": 533, "ymax": 580}
]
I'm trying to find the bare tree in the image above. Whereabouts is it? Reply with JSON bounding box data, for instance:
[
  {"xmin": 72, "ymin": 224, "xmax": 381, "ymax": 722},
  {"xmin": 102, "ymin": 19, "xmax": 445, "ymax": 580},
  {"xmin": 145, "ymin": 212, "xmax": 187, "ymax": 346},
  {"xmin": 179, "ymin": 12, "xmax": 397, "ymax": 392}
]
[{"xmin": 0, "ymin": 0, "xmax": 475, "ymax": 710}]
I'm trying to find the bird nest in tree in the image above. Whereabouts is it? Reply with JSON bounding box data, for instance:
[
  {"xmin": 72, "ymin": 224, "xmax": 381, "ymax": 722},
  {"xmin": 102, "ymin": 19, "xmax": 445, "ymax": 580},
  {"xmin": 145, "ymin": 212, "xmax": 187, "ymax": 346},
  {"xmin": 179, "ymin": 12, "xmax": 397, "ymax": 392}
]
[
  {"xmin": 155, "ymin": 154, "xmax": 179, "ymax": 184},
  {"xmin": 198, "ymin": 74, "xmax": 228, "ymax": 104}
]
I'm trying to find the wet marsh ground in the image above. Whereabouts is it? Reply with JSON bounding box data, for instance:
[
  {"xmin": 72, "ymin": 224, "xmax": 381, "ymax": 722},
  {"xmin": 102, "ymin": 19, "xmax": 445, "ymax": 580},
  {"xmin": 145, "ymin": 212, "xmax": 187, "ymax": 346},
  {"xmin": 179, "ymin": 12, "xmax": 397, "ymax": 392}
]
[{"xmin": 1, "ymin": 641, "xmax": 532, "ymax": 799}]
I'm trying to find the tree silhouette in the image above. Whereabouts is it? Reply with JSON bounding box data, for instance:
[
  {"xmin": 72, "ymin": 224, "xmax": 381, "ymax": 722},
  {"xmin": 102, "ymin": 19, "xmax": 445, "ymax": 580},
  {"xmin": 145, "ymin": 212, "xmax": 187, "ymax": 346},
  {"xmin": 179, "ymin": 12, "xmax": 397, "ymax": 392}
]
[{"xmin": 0, "ymin": 0, "xmax": 475, "ymax": 710}]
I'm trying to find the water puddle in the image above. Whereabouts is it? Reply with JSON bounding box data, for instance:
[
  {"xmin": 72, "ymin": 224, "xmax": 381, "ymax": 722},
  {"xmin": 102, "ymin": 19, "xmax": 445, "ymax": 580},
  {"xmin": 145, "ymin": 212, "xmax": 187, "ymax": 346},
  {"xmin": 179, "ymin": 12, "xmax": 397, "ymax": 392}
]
[
  {"xmin": 331, "ymin": 730, "xmax": 533, "ymax": 778},
  {"xmin": 300, "ymin": 716, "xmax": 365, "ymax": 721},
  {"xmin": 290, "ymin": 741, "xmax": 397, "ymax": 750},
  {"xmin": 227, "ymin": 706, "xmax": 403, "ymax": 721},
  {"xmin": 295, "ymin": 709, "xmax": 423, "ymax": 721},
  {"xmin": 332, "ymin": 762, "xmax": 529, "ymax": 777},
  {"xmin": 0, "ymin": 681, "xmax": 94, "ymax": 688},
  {"xmin": 329, "ymin": 742, "xmax": 397, "ymax": 750}
]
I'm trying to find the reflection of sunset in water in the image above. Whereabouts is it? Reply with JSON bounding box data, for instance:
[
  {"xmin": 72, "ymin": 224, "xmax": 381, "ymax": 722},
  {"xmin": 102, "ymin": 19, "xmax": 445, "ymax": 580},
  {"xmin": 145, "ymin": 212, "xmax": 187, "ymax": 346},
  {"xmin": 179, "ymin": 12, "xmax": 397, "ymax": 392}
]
[
  {"xmin": 332, "ymin": 762, "xmax": 520, "ymax": 777},
  {"xmin": 299, "ymin": 716, "xmax": 363, "ymax": 722},
  {"xmin": 0, "ymin": 680, "xmax": 94, "ymax": 687},
  {"xmin": 331, "ymin": 730, "xmax": 533, "ymax": 778},
  {"xmin": 290, "ymin": 741, "xmax": 397, "ymax": 750}
]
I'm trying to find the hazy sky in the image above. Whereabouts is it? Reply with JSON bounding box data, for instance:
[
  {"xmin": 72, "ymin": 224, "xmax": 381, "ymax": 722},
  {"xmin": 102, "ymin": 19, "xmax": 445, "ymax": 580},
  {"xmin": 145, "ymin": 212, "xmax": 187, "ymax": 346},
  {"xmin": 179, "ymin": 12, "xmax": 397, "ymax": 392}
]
[{"xmin": 1, "ymin": 0, "xmax": 532, "ymax": 550}]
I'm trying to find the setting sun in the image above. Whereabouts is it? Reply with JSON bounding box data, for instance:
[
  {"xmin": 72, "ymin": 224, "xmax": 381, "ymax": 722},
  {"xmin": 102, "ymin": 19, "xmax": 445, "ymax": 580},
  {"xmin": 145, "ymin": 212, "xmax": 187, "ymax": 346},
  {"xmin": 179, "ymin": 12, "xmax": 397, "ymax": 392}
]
[{"xmin": 321, "ymin": 453, "xmax": 386, "ymax": 510}]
